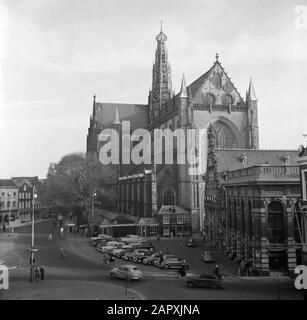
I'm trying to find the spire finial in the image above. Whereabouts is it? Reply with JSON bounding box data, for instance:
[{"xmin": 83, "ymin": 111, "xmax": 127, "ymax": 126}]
[
  {"xmin": 179, "ymin": 73, "xmax": 188, "ymax": 98},
  {"xmin": 93, "ymin": 93, "xmax": 96, "ymax": 102},
  {"xmin": 113, "ymin": 107, "xmax": 121, "ymax": 125},
  {"xmin": 247, "ymin": 77, "xmax": 257, "ymax": 101},
  {"xmin": 216, "ymin": 52, "xmax": 219, "ymax": 62},
  {"xmin": 160, "ymin": 17, "xmax": 163, "ymax": 32}
]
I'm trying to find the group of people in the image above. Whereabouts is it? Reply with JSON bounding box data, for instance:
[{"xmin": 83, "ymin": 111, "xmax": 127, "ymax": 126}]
[
  {"xmin": 238, "ymin": 259, "xmax": 252, "ymax": 276},
  {"xmin": 33, "ymin": 265, "xmax": 45, "ymax": 281}
]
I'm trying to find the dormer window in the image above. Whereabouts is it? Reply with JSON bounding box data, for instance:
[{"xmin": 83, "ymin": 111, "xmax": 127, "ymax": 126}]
[
  {"xmin": 282, "ymin": 154, "xmax": 290, "ymax": 164},
  {"xmin": 240, "ymin": 154, "xmax": 247, "ymax": 164}
]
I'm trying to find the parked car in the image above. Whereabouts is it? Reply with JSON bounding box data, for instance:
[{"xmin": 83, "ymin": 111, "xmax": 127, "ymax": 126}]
[
  {"xmin": 202, "ymin": 251, "xmax": 215, "ymax": 263},
  {"xmin": 132, "ymin": 250, "xmax": 152, "ymax": 263},
  {"xmin": 186, "ymin": 238, "xmax": 197, "ymax": 247},
  {"xmin": 120, "ymin": 235, "xmax": 142, "ymax": 244},
  {"xmin": 133, "ymin": 241, "xmax": 155, "ymax": 251},
  {"xmin": 160, "ymin": 257, "xmax": 189, "ymax": 269},
  {"xmin": 112, "ymin": 245, "xmax": 133, "ymax": 257},
  {"xmin": 186, "ymin": 273, "xmax": 224, "ymax": 289},
  {"xmin": 97, "ymin": 241, "xmax": 124, "ymax": 253},
  {"xmin": 142, "ymin": 253, "xmax": 161, "ymax": 265},
  {"xmin": 110, "ymin": 264, "xmax": 143, "ymax": 281}
]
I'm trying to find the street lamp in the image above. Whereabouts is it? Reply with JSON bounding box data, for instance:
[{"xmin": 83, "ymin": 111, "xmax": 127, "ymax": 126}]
[
  {"xmin": 29, "ymin": 187, "xmax": 38, "ymax": 282},
  {"xmin": 7, "ymin": 192, "xmax": 11, "ymax": 233},
  {"xmin": 91, "ymin": 190, "xmax": 97, "ymax": 238}
]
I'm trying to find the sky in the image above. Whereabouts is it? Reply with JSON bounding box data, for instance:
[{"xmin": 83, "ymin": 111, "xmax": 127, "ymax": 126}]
[{"xmin": 0, "ymin": 0, "xmax": 307, "ymax": 178}]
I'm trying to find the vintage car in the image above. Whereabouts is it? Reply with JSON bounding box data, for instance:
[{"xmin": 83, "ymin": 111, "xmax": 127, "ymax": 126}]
[
  {"xmin": 120, "ymin": 235, "xmax": 143, "ymax": 244},
  {"xmin": 186, "ymin": 273, "xmax": 224, "ymax": 289},
  {"xmin": 132, "ymin": 250, "xmax": 152, "ymax": 263},
  {"xmin": 111, "ymin": 245, "xmax": 133, "ymax": 257},
  {"xmin": 160, "ymin": 257, "xmax": 189, "ymax": 269},
  {"xmin": 110, "ymin": 264, "xmax": 143, "ymax": 281},
  {"xmin": 142, "ymin": 253, "xmax": 162, "ymax": 265}
]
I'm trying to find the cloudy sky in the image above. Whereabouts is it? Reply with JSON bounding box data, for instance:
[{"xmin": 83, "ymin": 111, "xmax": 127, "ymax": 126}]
[{"xmin": 0, "ymin": 0, "xmax": 307, "ymax": 178}]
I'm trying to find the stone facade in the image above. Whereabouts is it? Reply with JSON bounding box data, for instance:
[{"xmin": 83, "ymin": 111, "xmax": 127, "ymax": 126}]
[
  {"xmin": 86, "ymin": 25, "xmax": 259, "ymax": 232},
  {"xmin": 204, "ymin": 137, "xmax": 303, "ymax": 275}
]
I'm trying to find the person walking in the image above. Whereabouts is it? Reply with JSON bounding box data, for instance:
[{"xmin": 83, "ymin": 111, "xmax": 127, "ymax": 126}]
[
  {"xmin": 59, "ymin": 247, "xmax": 66, "ymax": 259},
  {"xmin": 213, "ymin": 265, "xmax": 222, "ymax": 279},
  {"xmin": 34, "ymin": 266, "xmax": 40, "ymax": 282},
  {"xmin": 40, "ymin": 265, "xmax": 45, "ymax": 280},
  {"xmin": 178, "ymin": 263, "xmax": 187, "ymax": 278},
  {"xmin": 47, "ymin": 233, "xmax": 53, "ymax": 241}
]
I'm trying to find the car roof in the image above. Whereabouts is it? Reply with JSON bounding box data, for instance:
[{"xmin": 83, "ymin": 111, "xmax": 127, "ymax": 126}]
[{"xmin": 120, "ymin": 264, "xmax": 138, "ymax": 268}]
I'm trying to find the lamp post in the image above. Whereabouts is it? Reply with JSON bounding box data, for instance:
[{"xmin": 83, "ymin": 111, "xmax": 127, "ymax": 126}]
[
  {"xmin": 91, "ymin": 190, "xmax": 97, "ymax": 238},
  {"xmin": 29, "ymin": 187, "xmax": 38, "ymax": 282},
  {"xmin": 7, "ymin": 192, "xmax": 11, "ymax": 233}
]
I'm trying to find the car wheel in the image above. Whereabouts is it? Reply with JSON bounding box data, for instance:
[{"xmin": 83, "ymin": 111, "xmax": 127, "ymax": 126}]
[
  {"xmin": 110, "ymin": 273, "xmax": 115, "ymax": 279},
  {"xmin": 164, "ymin": 264, "xmax": 169, "ymax": 269},
  {"xmin": 187, "ymin": 282, "xmax": 193, "ymax": 288}
]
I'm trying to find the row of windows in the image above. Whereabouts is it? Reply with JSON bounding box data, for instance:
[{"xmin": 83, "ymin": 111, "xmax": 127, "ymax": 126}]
[
  {"xmin": 0, "ymin": 201, "xmax": 17, "ymax": 209},
  {"xmin": 162, "ymin": 214, "xmax": 186, "ymax": 224},
  {"xmin": 19, "ymin": 192, "xmax": 31, "ymax": 199},
  {"xmin": 1, "ymin": 192, "xmax": 17, "ymax": 198},
  {"xmin": 19, "ymin": 201, "xmax": 32, "ymax": 209}
]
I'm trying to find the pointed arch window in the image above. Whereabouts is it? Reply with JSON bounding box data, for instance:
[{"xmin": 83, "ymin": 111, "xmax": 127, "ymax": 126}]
[{"xmin": 163, "ymin": 188, "xmax": 175, "ymax": 205}]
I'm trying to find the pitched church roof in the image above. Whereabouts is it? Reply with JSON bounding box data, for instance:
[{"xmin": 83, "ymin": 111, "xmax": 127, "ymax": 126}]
[
  {"xmin": 214, "ymin": 149, "xmax": 298, "ymax": 173},
  {"xmin": 94, "ymin": 102, "xmax": 148, "ymax": 130},
  {"xmin": 0, "ymin": 179, "xmax": 17, "ymax": 188}
]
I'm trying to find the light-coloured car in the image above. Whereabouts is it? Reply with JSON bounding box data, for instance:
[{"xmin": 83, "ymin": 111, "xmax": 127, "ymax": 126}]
[
  {"xmin": 160, "ymin": 258, "xmax": 187, "ymax": 269},
  {"xmin": 142, "ymin": 253, "xmax": 161, "ymax": 265},
  {"xmin": 110, "ymin": 264, "xmax": 143, "ymax": 281},
  {"xmin": 112, "ymin": 245, "xmax": 133, "ymax": 257},
  {"xmin": 120, "ymin": 235, "xmax": 142, "ymax": 244}
]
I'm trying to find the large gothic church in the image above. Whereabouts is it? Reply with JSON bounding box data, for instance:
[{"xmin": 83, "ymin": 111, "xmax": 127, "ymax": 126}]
[{"xmin": 86, "ymin": 24, "xmax": 259, "ymax": 233}]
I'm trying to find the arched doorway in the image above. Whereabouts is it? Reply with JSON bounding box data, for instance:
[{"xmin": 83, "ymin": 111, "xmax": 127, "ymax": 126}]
[
  {"xmin": 267, "ymin": 201, "xmax": 287, "ymax": 272},
  {"xmin": 162, "ymin": 188, "xmax": 176, "ymax": 205}
]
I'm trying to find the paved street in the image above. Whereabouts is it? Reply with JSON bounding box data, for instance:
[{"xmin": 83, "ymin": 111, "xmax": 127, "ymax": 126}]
[{"xmin": 0, "ymin": 221, "xmax": 303, "ymax": 300}]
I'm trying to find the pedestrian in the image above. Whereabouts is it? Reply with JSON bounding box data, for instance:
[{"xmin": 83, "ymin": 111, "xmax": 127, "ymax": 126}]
[
  {"xmin": 2, "ymin": 223, "xmax": 6, "ymax": 232},
  {"xmin": 47, "ymin": 233, "xmax": 53, "ymax": 241},
  {"xmin": 34, "ymin": 266, "xmax": 40, "ymax": 281},
  {"xmin": 40, "ymin": 265, "xmax": 45, "ymax": 280},
  {"xmin": 178, "ymin": 264, "xmax": 186, "ymax": 278},
  {"xmin": 213, "ymin": 265, "xmax": 222, "ymax": 279},
  {"xmin": 59, "ymin": 247, "xmax": 66, "ymax": 259},
  {"xmin": 157, "ymin": 236, "xmax": 160, "ymax": 242}
]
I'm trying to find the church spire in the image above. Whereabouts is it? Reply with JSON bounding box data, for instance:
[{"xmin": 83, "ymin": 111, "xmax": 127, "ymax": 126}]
[
  {"xmin": 92, "ymin": 93, "xmax": 96, "ymax": 118},
  {"xmin": 179, "ymin": 74, "xmax": 188, "ymax": 98},
  {"xmin": 150, "ymin": 20, "xmax": 173, "ymax": 120},
  {"xmin": 247, "ymin": 77, "xmax": 257, "ymax": 101},
  {"xmin": 112, "ymin": 107, "xmax": 121, "ymax": 125}
]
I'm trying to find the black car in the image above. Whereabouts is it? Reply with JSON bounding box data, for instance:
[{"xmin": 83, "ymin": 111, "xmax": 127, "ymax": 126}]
[{"xmin": 186, "ymin": 273, "xmax": 224, "ymax": 289}]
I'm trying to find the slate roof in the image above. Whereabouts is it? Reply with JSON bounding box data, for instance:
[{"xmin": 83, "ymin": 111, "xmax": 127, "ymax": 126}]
[
  {"xmin": 94, "ymin": 102, "xmax": 148, "ymax": 130},
  {"xmin": 12, "ymin": 176, "xmax": 40, "ymax": 187},
  {"xmin": 157, "ymin": 205, "xmax": 190, "ymax": 215},
  {"xmin": 214, "ymin": 149, "xmax": 299, "ymax": 173},
  {"xmin": 0, "ymin": 179, "xmax": 17, "ymax": 188}
]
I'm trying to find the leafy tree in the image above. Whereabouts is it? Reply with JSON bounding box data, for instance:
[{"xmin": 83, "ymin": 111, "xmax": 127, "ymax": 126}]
[{"xmin": 39, "ymin": 152, "xmax": 115, "ymax": 224}]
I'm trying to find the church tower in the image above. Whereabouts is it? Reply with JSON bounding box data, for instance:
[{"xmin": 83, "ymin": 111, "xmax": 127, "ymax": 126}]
[
  {"xmin": 149, "ymin": 20, "xmax": 173, "ymax": 121},
  {"xmin": 246, "ymin": 78, "xmax": 259, "ymax": 149}
]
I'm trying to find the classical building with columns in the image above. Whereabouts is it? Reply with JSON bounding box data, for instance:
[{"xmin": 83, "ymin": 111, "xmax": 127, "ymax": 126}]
[
  {"xmin": 86, "ymin": 23, "xmax": 260, "ymax": 233},
  {"xmin": 204, "ymin": 124, "xmax": 303, "ymax": 275}
]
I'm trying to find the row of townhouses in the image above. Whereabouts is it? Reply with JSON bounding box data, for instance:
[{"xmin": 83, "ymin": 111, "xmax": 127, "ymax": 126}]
[{"xmin": 0, "ymin": 177, "xmax": 45, "ymax": 225}]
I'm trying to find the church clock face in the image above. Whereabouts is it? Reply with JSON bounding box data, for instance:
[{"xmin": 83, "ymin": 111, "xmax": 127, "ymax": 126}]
[{"xmin": 152, "ymin": 92, "xmax": 160, "ymax": 102}]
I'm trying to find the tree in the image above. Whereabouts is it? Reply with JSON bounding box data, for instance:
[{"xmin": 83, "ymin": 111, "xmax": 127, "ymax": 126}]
[{"xmin": 39, "ymin": 152, "xmax": 115, "ymax": 224}]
